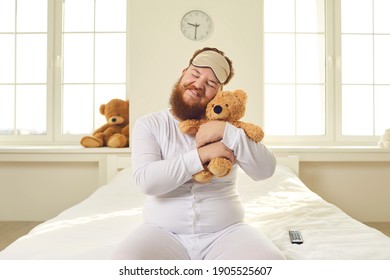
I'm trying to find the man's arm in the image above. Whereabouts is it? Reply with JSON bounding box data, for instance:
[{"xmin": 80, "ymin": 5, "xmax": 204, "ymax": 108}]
[
  {"xmin": 132, "ymin": 118, "xmax": 203, "ymax": 196},
  {"xmin": 222, "ymin": 122, "xmax": 276, "ymax": 180},
  {"xmin": 196, "ymin": 121, "xmax": 275, "ymax": 180}
]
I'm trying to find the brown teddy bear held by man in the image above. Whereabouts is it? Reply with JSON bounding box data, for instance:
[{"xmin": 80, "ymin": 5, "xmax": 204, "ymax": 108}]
[{"xmin": 179, "ymin": 89, "xmax": 264, "ymax": 183}]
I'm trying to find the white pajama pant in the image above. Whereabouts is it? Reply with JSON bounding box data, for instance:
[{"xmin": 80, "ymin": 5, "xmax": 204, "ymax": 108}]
[{"xmin": 111, "ymin": 223, "xmax": 285, "ymax": 260}]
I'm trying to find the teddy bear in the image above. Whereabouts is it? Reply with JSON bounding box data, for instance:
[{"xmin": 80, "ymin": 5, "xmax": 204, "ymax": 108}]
[
  {"xmin": 179, "ymin": 89, "xmax": 264, "ymax": 183},
  {"xmin": 80, "ymin": 98, "xmax": 129, "ymax": 148},
  {"xmin": 378, "ymin": 129, "xmax": 390, "ymax": 148}
]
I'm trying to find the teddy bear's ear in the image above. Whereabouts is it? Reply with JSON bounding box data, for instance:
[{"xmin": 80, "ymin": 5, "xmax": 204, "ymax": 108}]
[
  {"xmin": 234, "ymin": 89, "xmax": 247, "ymax": 105},
  {"xmin": 99, "ymin": 104, "xmax": 106, "ymax": 115}
]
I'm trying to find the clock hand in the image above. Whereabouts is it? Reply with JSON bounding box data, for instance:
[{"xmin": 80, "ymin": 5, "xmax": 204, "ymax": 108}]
[
  {"xmin": 194, "ymin": 24, "xmax": 199, "ymax": 40},
  {"xmin": 186, "ymin": 22, "xmax": 201, "ymax": 40}
]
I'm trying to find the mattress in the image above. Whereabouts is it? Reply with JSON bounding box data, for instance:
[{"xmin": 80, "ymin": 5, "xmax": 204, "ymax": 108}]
[{"xmin": 1, "ymin": 164, "xmax": 390, "ymax": 260}]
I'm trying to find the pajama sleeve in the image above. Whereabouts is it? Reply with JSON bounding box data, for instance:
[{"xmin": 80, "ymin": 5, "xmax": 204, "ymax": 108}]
[
  {"xmin": 131, "ymin": 117, "xmax": 204, "ymax": 196},
  {"xmin": 221, "ymin": 122, "xmax": 276, "ymax": 181}
]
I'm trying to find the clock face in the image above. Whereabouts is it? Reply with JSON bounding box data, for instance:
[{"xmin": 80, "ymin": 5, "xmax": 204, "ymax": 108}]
[{"xmin": 181, "ymin": 10, "xmax": 212, "ymax": 41}]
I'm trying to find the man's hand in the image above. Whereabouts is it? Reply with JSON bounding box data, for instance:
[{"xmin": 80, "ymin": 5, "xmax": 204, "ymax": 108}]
[
  {"xmin": 197, "ymin": 142, "xmax": 235, "ymax": 165},
  {"xmin": 195, "ymin": 120, "xmax": 226, "ymax": 148}
]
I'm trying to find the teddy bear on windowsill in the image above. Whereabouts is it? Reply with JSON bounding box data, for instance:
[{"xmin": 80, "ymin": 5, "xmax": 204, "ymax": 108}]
[
  {"xmin": 80, "ymin": 98, "xmax": 129, "ymax": 148},
  {"xmin": 378, "ymin": 129, "xmax": 390, "ymax": 148}
]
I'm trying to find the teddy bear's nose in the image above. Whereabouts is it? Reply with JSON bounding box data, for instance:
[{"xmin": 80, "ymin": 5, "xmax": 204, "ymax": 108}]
[
  {"xmin": 111, "ymin": 118, "xmax": 117, "ymax": 123},
  {"xmin": 213, "ymin": 105, "xmax": 223, "ymax": 114}
]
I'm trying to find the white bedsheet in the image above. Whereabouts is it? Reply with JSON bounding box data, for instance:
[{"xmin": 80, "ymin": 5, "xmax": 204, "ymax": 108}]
[{"xmin": 1, "ymin": 164, "xmax": 390, "ymax": 260}]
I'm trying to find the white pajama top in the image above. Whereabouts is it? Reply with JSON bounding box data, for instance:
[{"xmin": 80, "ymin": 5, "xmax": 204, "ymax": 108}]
[{"xmin": 131, "ymin": 109, "xmax": 276, "ymax": 235}]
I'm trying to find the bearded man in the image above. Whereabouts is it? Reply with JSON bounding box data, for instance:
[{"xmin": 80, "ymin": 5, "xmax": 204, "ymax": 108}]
[{"xmin": 112, "ymin": 47, "xmax": 284, "ymax": 260}]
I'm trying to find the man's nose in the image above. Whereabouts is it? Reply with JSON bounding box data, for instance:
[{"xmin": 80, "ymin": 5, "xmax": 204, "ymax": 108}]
[{"xmin": 193, "ymin": 79, "xmax": 205, "ymax": 90}]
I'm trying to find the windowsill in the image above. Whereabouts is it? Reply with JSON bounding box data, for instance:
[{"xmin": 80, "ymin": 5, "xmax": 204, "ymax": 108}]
[
  {"xmin": 0, "ymin": 145, "xmax": 131, "ymax": 154},
  {"xmin": 0, "ymin": 145, "xmax": 390, "ymax": 162},
  {"xmin": 269, "ymin": 145, "xmax": 390, "ymax": 161}
]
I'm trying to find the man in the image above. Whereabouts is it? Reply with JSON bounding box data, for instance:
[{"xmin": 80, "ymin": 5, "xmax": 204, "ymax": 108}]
[{"xmin": 112, "ymin": 47, "xmax": 284, "ymax": 260}]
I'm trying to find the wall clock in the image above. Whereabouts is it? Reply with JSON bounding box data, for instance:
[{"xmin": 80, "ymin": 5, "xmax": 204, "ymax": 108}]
[{"xmin": 181, "ymin": 10, "xmax": 213, "ymax": 41}]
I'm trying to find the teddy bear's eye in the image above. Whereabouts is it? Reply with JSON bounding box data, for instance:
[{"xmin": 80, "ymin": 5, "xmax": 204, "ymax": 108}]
[{"xmin": 225, "ymin": 104, "xmax": 229, "ymax": 107}]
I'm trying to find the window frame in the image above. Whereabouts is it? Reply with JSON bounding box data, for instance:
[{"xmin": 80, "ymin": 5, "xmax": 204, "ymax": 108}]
[
  {"xmin": 263, "ymin": 0, "xmax": 384, "ymax": 147},
  {"xmin": 0, "ymin": 0, "xmax": 130, "ymax": 145},
  {"xmin": 262, "ymin": 0, "xmax": 335, "ymax": 146}
]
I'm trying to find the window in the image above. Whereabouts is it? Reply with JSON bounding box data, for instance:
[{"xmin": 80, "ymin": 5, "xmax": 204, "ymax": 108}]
[
  {"xmin": 263, "ymin": 0, "xmax": 390, "ymax": 145},
  {"xmin": 0, "ymin": 0, "xmax": 128, "ymax": 144},
  {"xmin": 341, "ymin": 0, "xmax": 390, "ymax": 138},
  {"xmin": 264, "ymin": 0, "xmax": 326, "ymax": 139},
  {"xmin": 61, "ymin": 0, "xmax": 127, "ymax": 138},
  {"xmin": 0, "ymin": 0, "xmax": 48, "ymax": 137}
]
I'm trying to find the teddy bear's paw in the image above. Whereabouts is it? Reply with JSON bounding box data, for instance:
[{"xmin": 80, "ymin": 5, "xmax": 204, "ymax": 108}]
[
  {"xmin": 107, "ymin": 134, "xmax": 128, "ymax": 148},
  {"xmin": 208, "ymin": 158, "xmax": 232, "ymax": 177},
  {"xmin": 179, "ymin": 120, "xmax": 199, "ymax": 135},
  {"xmin": 192, "ymin": 169, "xmax": 213, "ymax": 184},
  {"xmin": 246, "ymin": 129, "xmax": 264, "ymax": 142},
  {"xmin": 80, "ymin": 136, "xmax": 103, "ymax": 148}
]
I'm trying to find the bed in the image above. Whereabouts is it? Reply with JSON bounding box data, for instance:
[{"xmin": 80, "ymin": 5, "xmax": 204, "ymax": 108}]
[{"xmin": 1, "ymin": 156, "xmax": 390, "ymax": 260}]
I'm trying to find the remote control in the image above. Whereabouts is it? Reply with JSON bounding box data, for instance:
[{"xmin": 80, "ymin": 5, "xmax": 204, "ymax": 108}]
[{"xmin": 289, "ymin": 230, "xmax": 303, "ymax": 244}]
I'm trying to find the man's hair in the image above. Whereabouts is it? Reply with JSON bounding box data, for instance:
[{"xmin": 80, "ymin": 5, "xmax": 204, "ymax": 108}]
[{"xmin": 188, "ymin": 47, "xmax": 234, "ymax": 85}]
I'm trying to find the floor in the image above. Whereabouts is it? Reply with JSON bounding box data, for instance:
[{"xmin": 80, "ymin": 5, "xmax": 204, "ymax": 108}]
[
  {"xmin": 1, "ymin": 221, "xmax": 390, "ymax": 252},
  {"xmin": 0, "ymin": 221, "xmax": 42, "ymax": 251},
  {"xmin": 364, "ymin": 222, "xmax": 390, "ymax": 238}
]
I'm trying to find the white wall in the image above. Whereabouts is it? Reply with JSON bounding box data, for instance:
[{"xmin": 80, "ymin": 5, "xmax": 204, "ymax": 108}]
[
  {"xmin": 0, "ymin": 162, "xmax": 99, "ymax": 221},
  {"xmin": 300, "ymin": 162, "xmax": 390, "ymax": 222},
  {"xmin": 128, "ymin": 0, "xmax": 263, "ymax": 131}
]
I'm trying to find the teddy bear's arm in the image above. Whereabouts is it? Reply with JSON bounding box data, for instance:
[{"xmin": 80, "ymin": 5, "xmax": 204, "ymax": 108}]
[
  {"xmin": 179, "ymin": 119, "xmax": 204, "ymax": 135},
  {"xmin": 233, "ymin": 121, "xmax": 264, "ymax": 142},
  {"xmin": 121, "ymin": 124, "xmax": 129, "ymax": 136},
  {"xmin": 92, "ymin": 123, "xmax": 110, "ymax": 135}
]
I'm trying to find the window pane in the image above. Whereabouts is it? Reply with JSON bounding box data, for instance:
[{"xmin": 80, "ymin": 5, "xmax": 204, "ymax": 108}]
[
  {"xmin": 375, "ymin": 86, "xmax": 390, "ymax": 135},
  {"xmin": 16, "ymin": 85, "xmax": 46, "ymax": 135},
  {"xmin": 95, "ymin": 34, "xmax": 126, "ymax": 83},
  {"xmin": 342, "ymin": 85, "xmax": 373, "ymax": 135},
  {"xmin": 374, "ymin": 35, "xmax": 390, "ymax": 84},
  {"xmin": 94, "ymin": 85, "xmax": 126, "ymax": 129},
  {"xmin": 296, "ymin": 0, "xmax": 325, "ymax": 33},
  {"xmin": 264, "ymin": 85, "xmax": 295, "ymax": 135},
  {"xmin": 17, "ymin": 0, "xmax": 47, "ymax": 32},
  {"xmin": 64, "ymin": 0, "xmax": 94, "ymax": 32},
  {"xmin": 0, "ymin": 35, "xmax": 15, "ymax": 83},
  {"xmin": 296, "ymin": 34, "xmax": 325, "ymax": 83},
  {"xmin": 264, "ymin": 0, "xmax": 295, "ymax": 32},
  {"xmin": 264, "ymin": 34, "xmax": 295, "ymax": 83},
  {"xmin": 374, "ymin": 0, "xmax": 390, "ymax": 33},
  {"xmin": 95, "ymin": 0, "xmax": 126, "ymax": 32},
  {"xmin": 62, "ymin": 85, "xmax": 93, "ymax": 134},
  {"xmin": 296, "ymin": 85, "xmax": 325, "ymax": 135},
  {"xmin": 0, "ymin": 86, "xmax": 14, "ymax": 134},
  {"xmin": 16, "ymin": 34, "xmax": 47, "ymax": 83},
  {"xmin": 0, "ymin": 0, "xmax": 15, "ymax": 32},
  {"xmin": 342, "ymin": 35, "xmax": 373, "ymax": 84},
  {"xmin": 341, "ymin": 0, "xmax": 372, "ymax": 33},
  {"xmin": 63, "ymin": 34, "xmax": 94, "ymax": 83}
]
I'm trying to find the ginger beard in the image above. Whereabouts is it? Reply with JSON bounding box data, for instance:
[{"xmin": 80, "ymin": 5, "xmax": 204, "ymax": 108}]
[{"xmin": 169, "ymin": 79, "xmax": 208, "ymax": 120}]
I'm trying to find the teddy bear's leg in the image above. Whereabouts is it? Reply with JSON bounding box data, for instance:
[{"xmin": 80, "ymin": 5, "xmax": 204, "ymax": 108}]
[
  {"xmin": 192, "ymin": 168, "xmax": 214, "ymax": 184},
  {"xmin": 208, "ymin": 158, "xmax": 233, "ymax": 177},
  {"xmin": 107, "ymin": 133, "xmax": 128, "ymax": 148},
  {"xmin": 80, "ymin": 135, "xmax": 104, "ymax": 147}
]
